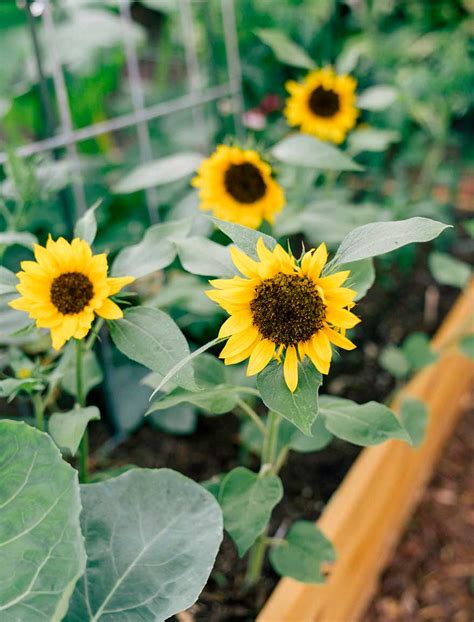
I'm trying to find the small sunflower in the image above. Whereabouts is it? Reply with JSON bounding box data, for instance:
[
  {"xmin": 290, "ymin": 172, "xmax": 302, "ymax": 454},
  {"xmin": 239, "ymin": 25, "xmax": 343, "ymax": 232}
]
[
  {"xmin": 9, "ymin": 236, "xmax": 134, "ymax": 350},
  {"xmin": 191, "ymin": 145, "xmax": 285, "ymax": 229},
  {"xmin": 206, "ymin": 239, "xmax": 360, "ymax": 392},
  {"xmin": 284, "ymin": 67, "xmax": 358, "ymax": 144}
]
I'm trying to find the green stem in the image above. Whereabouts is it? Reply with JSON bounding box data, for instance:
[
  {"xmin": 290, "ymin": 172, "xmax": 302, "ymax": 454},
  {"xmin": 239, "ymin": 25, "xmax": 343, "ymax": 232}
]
[
  {"xmin": 85, "ymin": 318, "xmax": 104, "ymax": 351},
  {"xmin": 244, "ymin": 411, "xmax": 282, "ymax": 588},
  {"xmin": 236, "ymin": 398, "xmax": 266, "ymax": 435},
  {"xmin": 75, "ymin": 339, "xmax": 88, "ymax": 483},
  {"xmin": 32, "ymin": 393, "xmax": 44, "ymax": 431}
]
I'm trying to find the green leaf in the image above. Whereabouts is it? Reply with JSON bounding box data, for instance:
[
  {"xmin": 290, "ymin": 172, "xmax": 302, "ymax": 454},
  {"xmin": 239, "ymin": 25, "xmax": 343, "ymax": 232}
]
[
  {"xmin": 108, "ymin": 306, "xmax": 196, "ymax": 390},
  {"xmin": 348, "ymin": 128, "xmax": 401, "ymax": 154},
  {"xmin": 402, "ymin": 332, "xmax": 437, "ymax": 371},
  {"xmin": 428, "ymin": 251, "xmax": 471, "ymax": 289},
  {"xmin": 0, "ymin": 376, "xmax": 44, "ymax": 399},
  {"xmin": 49, "ymin": 406, "xmax": 100, "ymax": 456},
  {"xmin": 176, "ymin": 236, "xmax": 235, "ymax": 277},
  {"xmin": 255, "ymin": 28, "xmax": 315, "ymax": 69},
  {"xmin": 210, "ymin": 217, "xmax": 276, "ymax": 260},
  {"xmin": 271, "ymin": 134, "xmax": 363, "ymax": 172},
  {"xmin": 149, "ymin": 403, "xmax": 198, "ymax": 435},
  {"xmin": 257, "ymin": 359, "xmax": 322, "ymax": 436},
  {"xmin": 334, "ymin": 217, "xmax": 451, "ymax": 264},
  {"xmin": 269, "ymin": 521, "xmax": 335, "ymax": 583},
  {"xmin": 57, "ymin": 345, "xmax": 103, "ymax": 398},
  {"xmin": 0, "ymin": 421, "xmax": 85, "ymax": 621},
  {"xmin": 148, "ymin": 385, "xmax": 241, "ymax": 416},
  {"xmin": 0, "ymin": 231, "xmax": 37, "ymax": 248},
  {"xmin": 380, "ymin": 345, "xmax": 410, "ymax": 379},
  {"xmin": 338, "ymin": 258, "xmax": 375, "ymax": 301},
  {"xmin": 400, "ymin": 398, "xmax": 428, "ymax": 448},
  {"xmin": 73, "ymin": 200, "xmax": 100, "ymax": 245},
  {"xmin": 112, "ymin": 152, "xmax": 203, "ymax": 194},
  {"xmin": 111, "ymin": 218, "xmax": 192, "ymax": 279},
  {"xmin": 287, "ymin": 416, "xmax": 332, "ymax": 452},
  {"xmin": 0, "ymin": 266, "xmax": 17, "ymax": 295},
  {"xmin": 357, "ymin": 85, "xmax": 398, "ymax": 111},
  {"xmin": 319, "ymin": 396, "xmax": 410, "ymax": 446},
  {"xmin": 459, "ymin": 334, "xmax": 474, "ymax": 359},
  {"xmin": 65, "ymin": 469, "xmax": 223, "ymax": 621},
  {"xmin": 219, "ymin": 467, "xmax": 283, "ymax": 556}
]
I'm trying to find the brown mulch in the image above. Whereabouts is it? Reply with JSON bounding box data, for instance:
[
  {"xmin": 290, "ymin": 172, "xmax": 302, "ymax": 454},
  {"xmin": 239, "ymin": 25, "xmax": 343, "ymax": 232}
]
[{"xmin": 366, "ymin": 399, "xmax": 474, "ymax": 622}]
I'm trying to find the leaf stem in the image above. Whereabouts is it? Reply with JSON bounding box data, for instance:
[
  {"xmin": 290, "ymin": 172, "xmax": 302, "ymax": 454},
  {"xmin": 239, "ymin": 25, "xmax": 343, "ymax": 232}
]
[
  {"xmin": 236, "ymin": 398, "xmax": 266, "ymax": 435},
  {"xmin": 75, "ymin": 339, "xmax": 88, "ymax": 483}
]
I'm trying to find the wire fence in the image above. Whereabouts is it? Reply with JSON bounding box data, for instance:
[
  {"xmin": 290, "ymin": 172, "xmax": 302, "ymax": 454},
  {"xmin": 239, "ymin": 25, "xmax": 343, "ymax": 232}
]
[{"xmin": 3, "ymin": 0, "xmax": 244, "ymax": 222}]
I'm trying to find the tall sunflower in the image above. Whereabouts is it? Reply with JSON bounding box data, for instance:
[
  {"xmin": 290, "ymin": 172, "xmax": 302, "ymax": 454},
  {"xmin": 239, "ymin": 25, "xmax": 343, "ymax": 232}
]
[
  {"xmin": 9, "ymin": 236, "xmax": 134, "ymax": 350},
  {"xmin": 284, "ymin": 67, "xmax": 358, "ymax": 144},
  {"xmin": 207, "ymin": 239, "xmax": 359, "ymax": 392},
  {"xmin": 191, "ymin": 145, "xmax": 285, "ymax": 229}
]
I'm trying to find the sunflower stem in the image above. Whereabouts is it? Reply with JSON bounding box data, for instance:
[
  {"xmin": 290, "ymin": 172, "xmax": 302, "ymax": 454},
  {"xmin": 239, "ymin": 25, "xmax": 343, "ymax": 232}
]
[
  {"xmin": 85, "ymin": 318, "xmax": 104, "ymax": 351},
  {"xmin": 32, "ymin": 393, "xmax": 44, "ymax": 432},
  {"xmin": 236, "ymin": 398, "xmax": 266, "ymax": 435},
  {"xmin": 245, "ymin": 411, "xmax": 282, "ymax": 588},
  {"xmin": 75, "ymin": 339, "xmax": 89, "ymax": 483}
]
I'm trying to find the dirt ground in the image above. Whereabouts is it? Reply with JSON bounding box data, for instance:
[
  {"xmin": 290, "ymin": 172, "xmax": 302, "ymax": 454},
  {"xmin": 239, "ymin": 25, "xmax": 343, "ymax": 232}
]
[{"xmin": 366, "ymin": 400, "xmax": 474, "ymax": 622}]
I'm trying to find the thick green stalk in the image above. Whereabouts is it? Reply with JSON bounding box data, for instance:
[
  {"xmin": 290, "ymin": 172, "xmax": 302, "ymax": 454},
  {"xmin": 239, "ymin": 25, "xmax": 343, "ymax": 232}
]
[
  {"xmin": 32, "ymin": 393, "xmax": 44, "ymax": 431},
  {"xmin": 75, "ymin": 339, "xmax": 88, "ymax": 483}
]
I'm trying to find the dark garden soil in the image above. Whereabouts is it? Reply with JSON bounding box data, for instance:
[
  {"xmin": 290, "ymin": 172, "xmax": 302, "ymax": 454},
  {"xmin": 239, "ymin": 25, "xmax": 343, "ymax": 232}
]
[{"xmin": 86, "ymin": 223, "xmax": 472, "ymax": 622}]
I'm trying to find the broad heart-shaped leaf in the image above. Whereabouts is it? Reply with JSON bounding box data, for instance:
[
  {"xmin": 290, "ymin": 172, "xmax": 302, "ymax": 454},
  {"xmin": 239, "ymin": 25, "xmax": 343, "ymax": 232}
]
[
  {"xmin": 269, "ymin": 521, "xmax": 335, "ymax": 583},
  {"xmin": 271, "ymin": 134, "xmax": 363, "ymax": 172},
  {"xmin": 73, "ymin": 200, "xmax": 100, "ymax": 245},
  {"xmin": 380, "ymin": 345, "xmax": 410, "ymax": 379},
  {"xmin": 112, "ymin": 152, "xmax": 203, "ymax": 194},
  {"xmin": 336, "ymin": 258, "xmax": 375, "ymax": 301},
  {"xmin": 210, "ymin": 217, "xmax": 276, "ymax": 260},
  {"xmin": 65, "ymin": 468, "xmax": 223, "ymax": 622},
  {"xmin": 428, "ymin": 251, "xmax": 471, "ymax": 289},
  {"xmin": 49, "ymin": 406, "xmax": 100, "ymax": 456},
  {"xmin": 149, "ymin": 403, "xmax": 197, "ymax": 435},
  {"xmin": 402, "ymin": 332, "xmax": 437, "ymax": 371},
  {"xmin": 319, "ymin": 396, "xmax": 411, "ymax": 446},
  {"xmin": 257, "ymin": 359, "xmax": 322, "ymax": 436},
  {"xmin": 108, "ymin": 306, "xmax": 196, "ymax": 390},
  {"xmin": 147, "ymin": 385, "xmax": 241, "ymax": 416},
  {"xmin": 219, "ymin": 467, "xmax": 283, "ymax": 556},
  {"xmin": 333, "ymin": 217, "xmax": 451, "ymax": 265},
  {"xmin": 400, "ymin": 398, "xmax": 428, "ymax": 448},
  {"xmin": 111, "ymin": 218, "xmax": 192, "ymax": 279},
  {"xmin": 254, "ymin": 28, "xmax": 315, "ymax": 69},
  {"xmin": 175, "ymin": 236, "xmax": 235, "ymax": 277},
  {"xmin": 0, "ymin": 421, "xmax": 85, "ymax": 621}
]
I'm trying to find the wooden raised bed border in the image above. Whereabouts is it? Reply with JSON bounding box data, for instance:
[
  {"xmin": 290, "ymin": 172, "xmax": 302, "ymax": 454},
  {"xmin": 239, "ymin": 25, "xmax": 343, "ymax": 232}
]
[{"xmin": 258, "ymin": 282, "xmax": 474, "ymax": 622}]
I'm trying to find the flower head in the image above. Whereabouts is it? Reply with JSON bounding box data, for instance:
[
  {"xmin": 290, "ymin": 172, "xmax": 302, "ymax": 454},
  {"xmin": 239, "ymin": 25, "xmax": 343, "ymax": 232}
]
[
  {"xmin": 284, "ymin": 67, "xmax": 358, "ymax": 144},
  {"xmin": 207, "ymin": 239, "xmax": 360, "ymax": 392},
  {"xmin": 9, "ymin": 236, "xmax": 134, "ymax": 350},
  {"xmin": 191, "ymin": 145, "xmax": 285, "ymax": 229}
]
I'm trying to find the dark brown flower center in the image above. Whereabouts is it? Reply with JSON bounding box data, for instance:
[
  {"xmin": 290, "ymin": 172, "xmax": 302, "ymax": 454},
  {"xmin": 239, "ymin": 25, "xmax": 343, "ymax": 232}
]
[
  {"xmin": 250, "ymin": 272, "xmax": 326, "ymax": 346},
  {"xmin": 50, "ymin": 272, "xmax": 94, "ymax": 315},
  {"xmin": 308, "ymin": 85, "xmax": 340, "ymax": 117},
  {"xmin": 224, "ymin": 162, "xmax": 266, "ymax": 204}
]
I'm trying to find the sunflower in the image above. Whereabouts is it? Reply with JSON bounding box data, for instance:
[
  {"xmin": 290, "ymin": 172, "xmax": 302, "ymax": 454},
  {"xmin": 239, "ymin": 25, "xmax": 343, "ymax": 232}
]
[
  {"xmin": 9, "ymin": 236, "xmax": 134, "ymax": 350},
  {"xmin": 206, "ymin": 239, "xmax": 360, "ymax": 392},
  {"xmin": 191, "ymin": 145, "xmax": 285, "ymax": 229},
  {"xmin": 284, "ymin": 67, "xmax": 358, "ymax": 144}
]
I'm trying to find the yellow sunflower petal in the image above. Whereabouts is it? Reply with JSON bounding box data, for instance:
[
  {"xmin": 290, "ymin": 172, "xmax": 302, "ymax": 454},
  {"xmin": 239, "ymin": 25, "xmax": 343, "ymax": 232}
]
[
  {"xmin": 283, "ymin": 345, "xmax": 298, "ymax": 392},
  {"xmin": 219, "ymin": 326, "xmax": 259, "ymax": 359},
  {"xmin": 230, "ymin": 246, "xmax": 260, "ymax": 278},
  {"xmin": 311, "ymin": 331, "xmax": 332, "ymax": 362},
  {"xmin": 324, "ymin": 325, "xmax": 356, "ymax": 350},
  {"xmin": 307, "ymin": 243, "xmax": 328, "ymax": 280},
  {"xmin": 218, "ymin": 310, "xmax": 253, "ymax": 338},
  {"xmin": 96, "ymin": 298, "xmax": 123, "ymax": 320},
  {"xmin": 304, "ymin": 340, "xmax": 331, "ymax": 375},
  {"xmin": 326, "ymin": 307, "xmax": 361, "ymax": 329},
  {"xmin": 317, "ymin": 270, "xmax": 350, "ymax": 289},
  {"xmin": 246, "ymin": 339, "xmax": 275, "ymax": 376},
  {"xmin": 106, "ymin": 276, "xmax": 135, "ymax": 295}
]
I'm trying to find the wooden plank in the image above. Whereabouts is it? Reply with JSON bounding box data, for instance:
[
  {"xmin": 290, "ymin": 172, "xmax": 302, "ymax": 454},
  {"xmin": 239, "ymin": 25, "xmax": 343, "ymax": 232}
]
[{"xmin": 258, "ymin": 282, "xmax": 474, "ymax": 622}]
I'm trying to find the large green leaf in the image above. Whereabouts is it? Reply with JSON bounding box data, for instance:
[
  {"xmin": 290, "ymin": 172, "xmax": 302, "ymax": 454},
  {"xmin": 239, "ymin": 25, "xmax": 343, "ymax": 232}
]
[
  {"xmin": 269, "ymin": 521, "xmax": 335, "ymax": 583},
  {"xmin": 319, "ymin": 396, "xmax": 410, "ymax": 446},
  {"xmin": 73, "ymin": 201, "xmax": 100, "ymax": 245},
  {"xmin": 255, "ymin": 28, "xmax": 315, "ymax": 69},
  {"xmin": 210, "ymin": 217, "xmax": 276, "ymax": 260},
  {"xmin": 0, "ymin": 231, "xmax": 37, "ymax": 248},
  {"xmin": 357, "ymin": 85, "xmax": 398, "ymax": 110},
  {"xmin": 271, "ymin": 134, "xmax": 363, "ymax": 171},
  {"xmin": 402, "ymin": 332, "xmax": 437, "ymax": 371},
  {"xmin": 49, "ymin": 407, "xmax": 101, "ymax": 456},
  {"xmin": 219, "ymin": 467, "xmax": 282, "ymax": 556},
  {"xmin": 175, "ymin": 236, "xmax": 235, "ymax": 277},
  {"xmin": 111, "ymin": 218, "xmax": 192, "ymax": 279},
  {"xmin": 108, "ymin": 306, "xmax": 196, "ymax": 390},
  {"xmin": 0, "ymin": 421, "xmax": 85, "ymax": 621},
  {"xmin": 400, "ymin": 398, "xmax": 428, "ymax": 448},
  {"xmin": 0, "ymin": 267, "xmax": 17, "ymax": 295},
  {"xmin": 257, "ymin": 360, "xmax": 322, "ymax": 436},
  {"xmin": 334, "ymin": 217, "xmax": 450, "ymax": 264},
  {"xmin": 112, "ymin": 152, "xmax": 203, "ymax": 194},
  {"xmin": 337, "ymin": 258, "xmax": 375, "ymax": 301},
  {"xmin": 147, "ymin": 385, "xmax": 241, "ymax": 416},
  {"xmin": 65, "ymin": 469, "xmax": 223, "ymax": 622}
]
